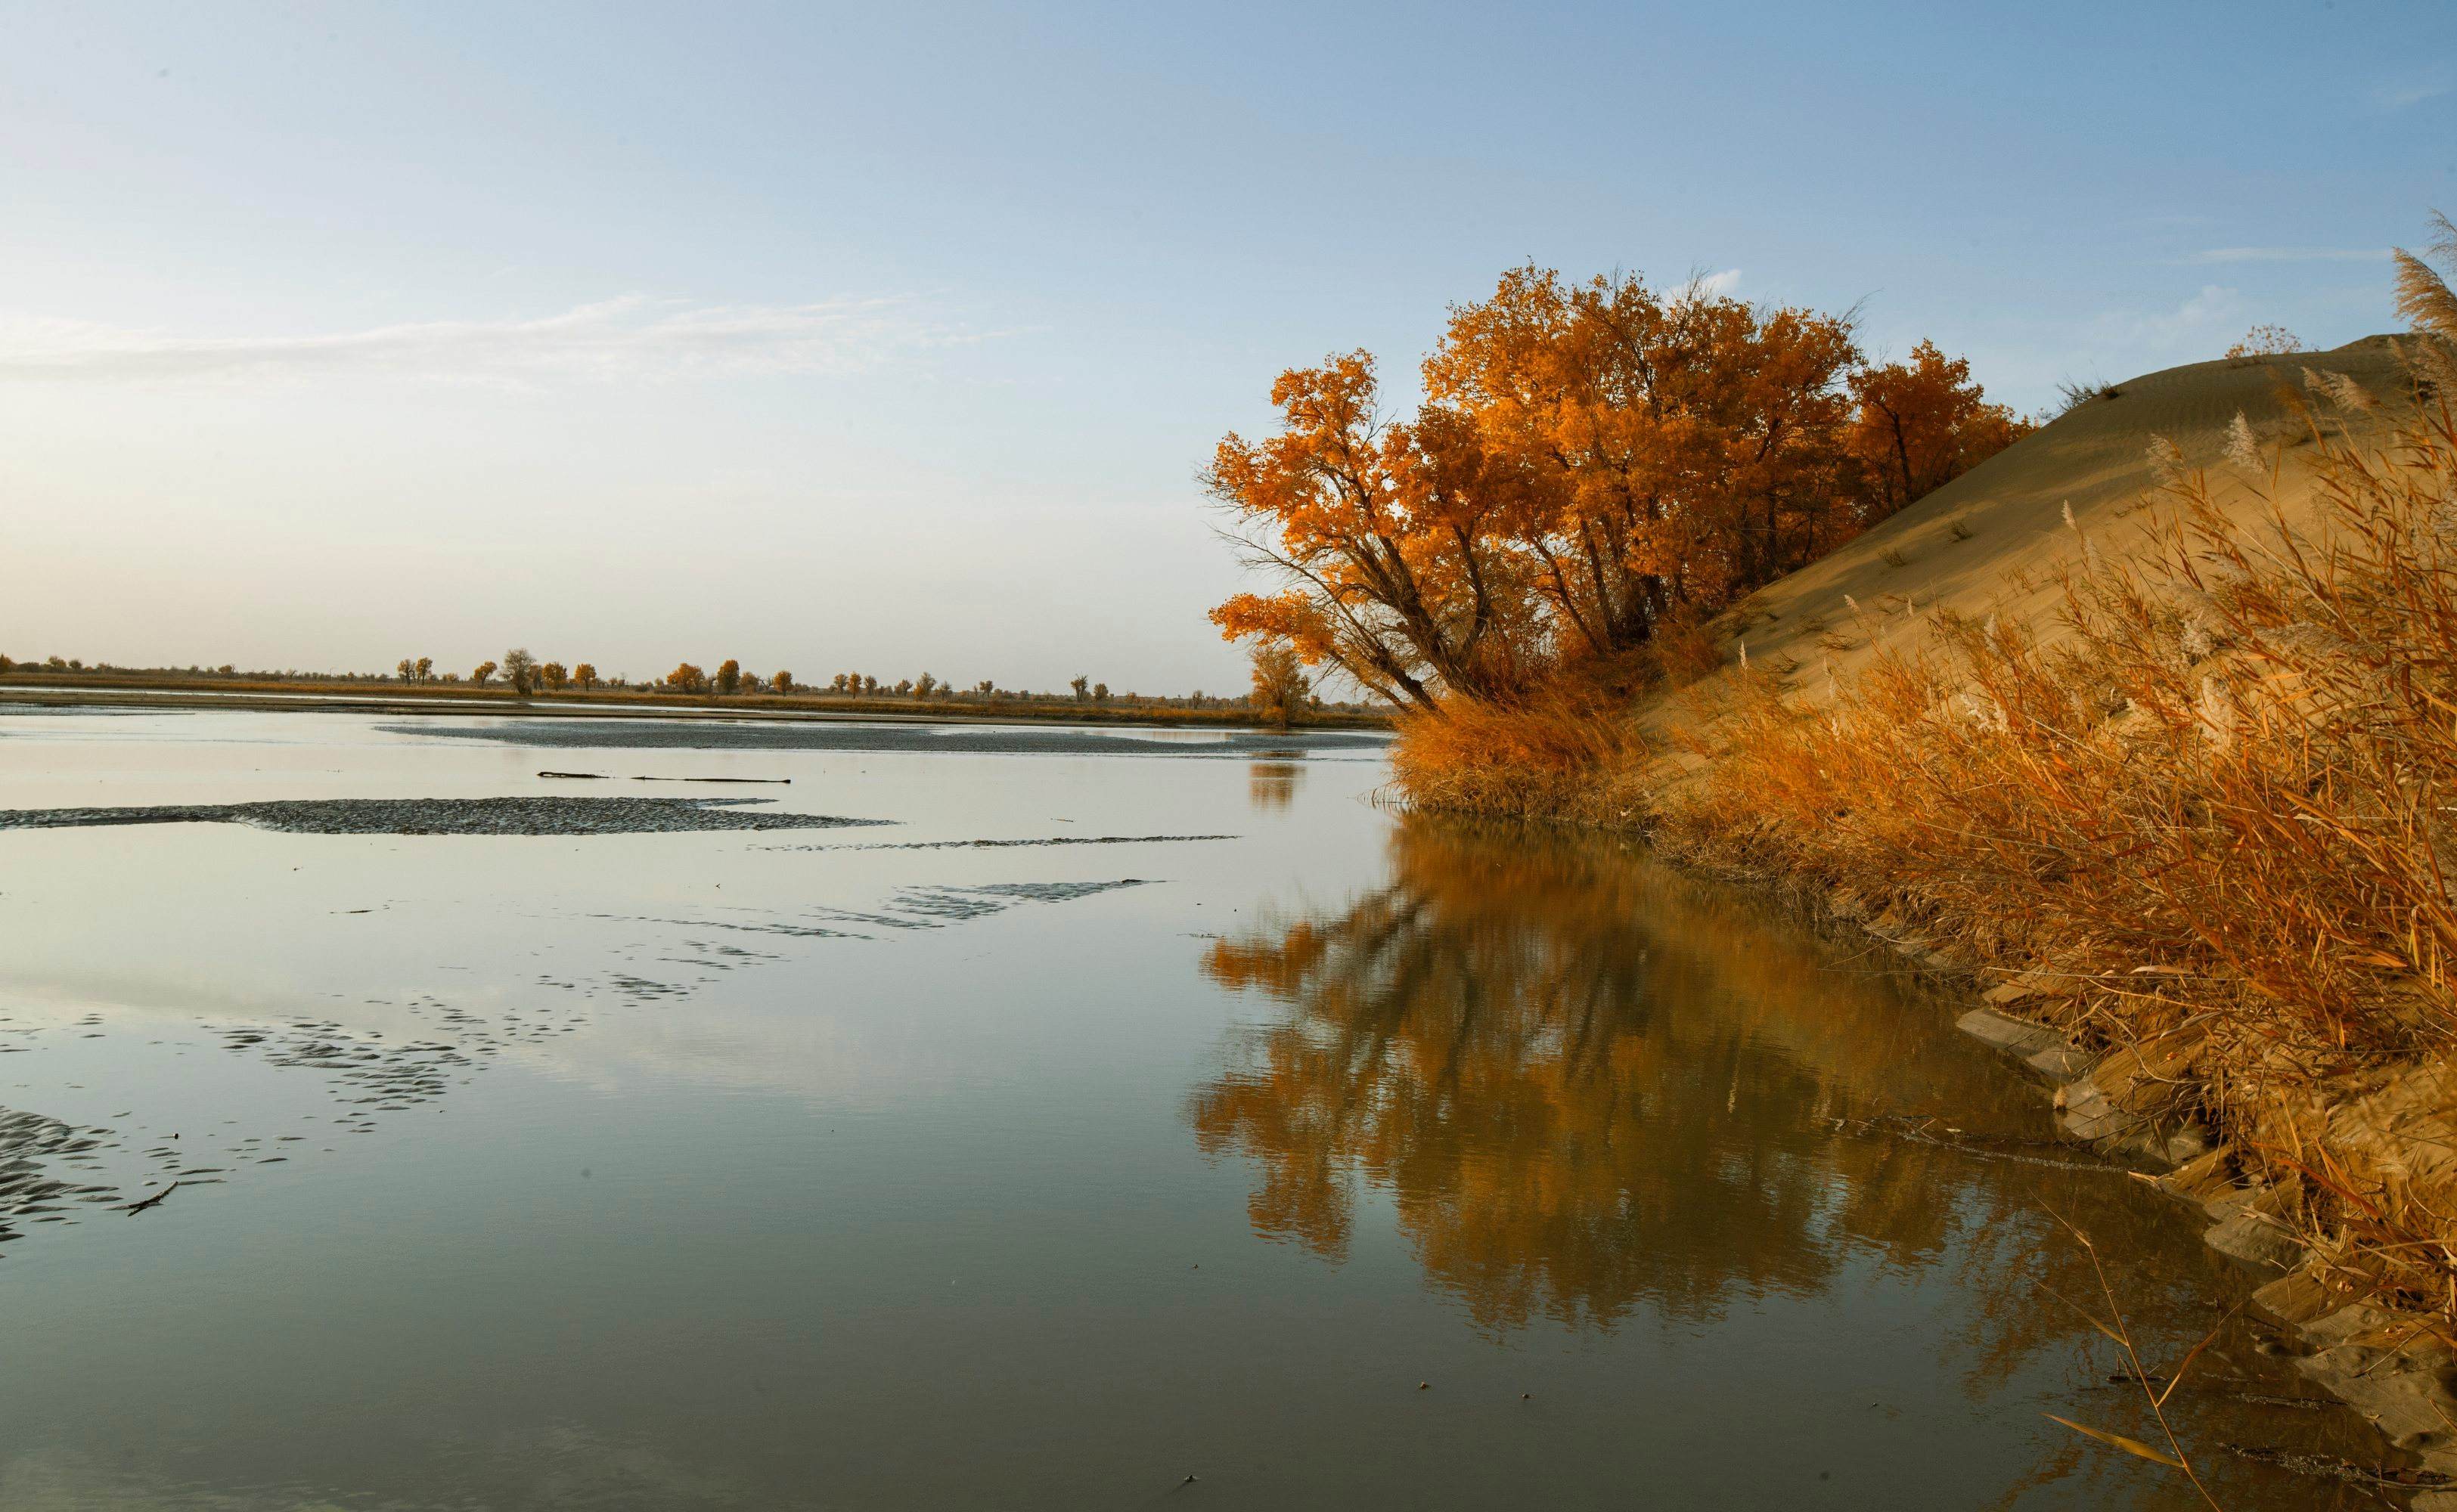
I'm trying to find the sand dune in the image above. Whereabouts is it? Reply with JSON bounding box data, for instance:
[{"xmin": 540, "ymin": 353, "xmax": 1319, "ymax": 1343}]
[{"xmin": 1703, "ymin": 335, "xmax": 2421, "ymax": 704}]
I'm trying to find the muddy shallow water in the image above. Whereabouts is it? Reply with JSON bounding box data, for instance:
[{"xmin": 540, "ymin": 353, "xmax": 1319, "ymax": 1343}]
[{"xmin": 0, "ymin": 710, "xmax": 2409, "ymax": 1509}]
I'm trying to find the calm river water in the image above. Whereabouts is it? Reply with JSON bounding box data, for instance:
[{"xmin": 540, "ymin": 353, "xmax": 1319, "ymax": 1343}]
[{"xmin": 0, "ymin": 709, "xmax": 2400, "ymax": 1508}]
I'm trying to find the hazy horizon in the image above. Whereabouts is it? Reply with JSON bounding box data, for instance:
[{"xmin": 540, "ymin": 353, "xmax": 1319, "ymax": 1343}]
[{"xmin": 3, "ymin": 0, "xmax": 2450, "ymax": 689}]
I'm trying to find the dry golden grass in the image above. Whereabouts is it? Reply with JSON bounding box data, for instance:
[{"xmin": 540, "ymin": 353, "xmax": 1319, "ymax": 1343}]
[
  {"xmin": 1386, "ymin": 609, "xmax": 1728, "ymax": 820},
  {"xmin": 1388, "ymin": 683, "xmax": 1651, "ymax": 824}
]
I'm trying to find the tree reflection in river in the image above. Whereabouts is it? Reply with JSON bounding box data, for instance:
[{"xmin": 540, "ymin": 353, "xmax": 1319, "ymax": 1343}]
[
  {"xmin": 1190, "ymin": 817, "xmax": 2401, "ymax": 1508},
  {"xmin": 1190, "ymin": 816, "xmax": 2021, "ymax": 1329},
  {"xmin": 1246, "ymin": 760, "xmax": 1304, "ymax": 812}
]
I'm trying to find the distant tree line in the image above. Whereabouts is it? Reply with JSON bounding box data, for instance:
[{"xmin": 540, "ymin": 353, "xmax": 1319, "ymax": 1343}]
[{"xmin": 0, "ymin": 646, "xmax": 1381, "ymax": 720}]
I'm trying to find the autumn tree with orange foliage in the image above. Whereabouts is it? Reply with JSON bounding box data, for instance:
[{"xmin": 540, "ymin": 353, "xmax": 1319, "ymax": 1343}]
[
  {"xmin": 1845, "ymin": 339, "xmax": 2033, "ymax": 522},
  {"xmin": 1424, "ymin": 268, "xmax": 1866, "ymax": 656},
  {"xmin": 1249, "ymin": 643, "xmax": 1311, "ymax": 728},
  {"xmin": 1207, "ymin": 266, "xmax": 2024, "ymax": 708},
  {"xmin": 1205, "ymin": 354, "xmax": 1537, "ymax": 711}
]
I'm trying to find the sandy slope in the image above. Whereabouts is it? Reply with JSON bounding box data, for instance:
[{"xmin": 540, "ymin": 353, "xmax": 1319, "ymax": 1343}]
[{"xmin": 1698, "ymin": 335, "xmax": 2420, "ymax": 709}]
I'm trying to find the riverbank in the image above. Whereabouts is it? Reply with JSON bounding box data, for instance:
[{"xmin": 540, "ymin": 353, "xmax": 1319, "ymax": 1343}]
[{"xmin": 1396, "ymin": 335, "xmax": 2457, "ymax": 1494}]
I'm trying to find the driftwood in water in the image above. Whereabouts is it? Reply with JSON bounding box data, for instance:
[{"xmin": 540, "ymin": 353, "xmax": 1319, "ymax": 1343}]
[{"xmin": 123, "ymin": 1181, "xmax": 178, "ymax": 1216}]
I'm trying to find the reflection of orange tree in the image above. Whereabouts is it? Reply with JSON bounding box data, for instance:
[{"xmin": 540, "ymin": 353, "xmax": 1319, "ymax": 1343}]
[
  {"xmin": 1193, "ymin": 820, "xmax": 2175, "ymax": 1326},
  {"xmin": 1191, "ymin": 817, "xmax": 2003, "ymax": 1330},
  {"xmin": 1246, "ymin": 761, "xmax": 1302, "ymax": 811}
]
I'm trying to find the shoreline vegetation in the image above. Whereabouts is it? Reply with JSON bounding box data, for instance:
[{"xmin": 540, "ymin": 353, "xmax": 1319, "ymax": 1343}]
[
  {"xmin": 0, "ymin": 672, "xmax": 1390, "ymax": 731},
  {"xmin": 1, "ymin": 631, "xmax": 1383, "ymax": 735},
  {"xmin": 1208, "ymin": 223, "xmax": 2457, "ymax": 1489}
]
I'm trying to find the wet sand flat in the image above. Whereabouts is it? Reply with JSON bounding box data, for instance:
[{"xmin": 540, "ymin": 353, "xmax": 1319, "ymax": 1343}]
[{"xmin": 0, "ymin": 795, "xmax": 882, "ymax": 836}]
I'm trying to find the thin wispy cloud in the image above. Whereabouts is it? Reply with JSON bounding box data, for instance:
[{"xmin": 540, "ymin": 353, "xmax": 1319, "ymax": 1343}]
[
  {"xmin": 2084, "ymin": 284, "xmax": 2241, "ymax": 357},
  {"xmin": 2376, "ymin": 68, "xmax": 2454, "ymax": 111},
  {"xmin": 1683, "ymin": 268, "xmax": 1742, "ymax": 299},
  {"xmin": 2184, "ymin": 246, "xmax": 2387, "ymax": 265},
  {"xmin": 0, "ymin": 295, "xmax": 1002, "ymax": 384}
]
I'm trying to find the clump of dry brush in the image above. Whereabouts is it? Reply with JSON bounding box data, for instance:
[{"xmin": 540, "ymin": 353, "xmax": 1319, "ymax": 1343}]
[
  {"xmin": 1654, "ymin": 333, "xmax": 2457, "ymax": 1336},
  {"xmin": 1385, "ymin": 679, "xmax": 1652, "ymax": 822},
  {"xmin": 1386, "ymin": 618, "xmax": 1724, "ymax": 822}
]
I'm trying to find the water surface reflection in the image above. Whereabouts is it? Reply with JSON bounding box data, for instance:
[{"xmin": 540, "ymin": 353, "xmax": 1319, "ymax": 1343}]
[
  {"xmin": 1193, "ymin": 818, "xmax": 2400, "ymax": 1507},
  {"xmin": 1247, "ymin": 760, "xmax": 1304, "ymax": 811}
]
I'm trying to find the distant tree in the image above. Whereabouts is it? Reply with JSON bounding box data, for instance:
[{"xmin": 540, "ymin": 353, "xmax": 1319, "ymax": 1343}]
[
  {"xmin": 665, "ymin": 662, "xmax": 708, "ymax": 695},
  {"xmin": 894, "ymin": 677, "xmax": 914, "ymax": 695},
  {"xmin": 716, "ymin": 659, "xmax": 741, "ymax": 695},
  {"xmin": 1071, "ymin": 675, "xmax": 1091, "ymax": 702},
  {"xmin": 414, "ymin": 656, "xmax": 433, "ymax": 683},
  {"xmin": 830, "ymin": 673, "xmax": 849, "ymax": 692},
  {"xmin": 914, "ymin": 672, "xmax": 938, "ymax": 699},
  {"xmin": 501, "ymin": 648, "xmax": 538, "ymax": 696},
  {"xmin": 861, "ymin": 674, "xmax": 878, "ymax": 694},
  {"xmin": 0, "ymin": 654, "xmax": 11, "ymax": 674},
  {"xmin": 396, "ymin": 658, "xmax": 415, "ymax": 683},
  {"xmin": 573, "ymin": 662, "xmax": 598, "ymax": 691},
  {"xmin": 1250, "ymin": 643, "xmax": 1312, "ymax": 728},
  {"xmin": 974, "ymin": 678, "xmax": 994, "ymax": 697},
  {"xmin": 67, "ymin": 658, "xmax": 82, "ymax": 671},
  {"xmin": 472, "ymin": 660, "xmax": 498, "ymax": 686},
  {"xmin": 442, "ymin": 671, "xmax": 461, "ymax": 683},
  {"xmin": 1092, "ymin": 681, "xmax": 1109, "ymax": 703},
  {"xmin": 541, "ymin": 661, "xmax": 569, "ymax": 691},
  {"xmin": 771, "ymin": 671, "xmax": 793, "ymax": 693}
]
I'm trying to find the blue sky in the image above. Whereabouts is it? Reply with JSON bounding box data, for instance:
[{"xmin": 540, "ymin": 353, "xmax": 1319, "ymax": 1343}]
[{"xmin": 1, "ymin": 0, "xmax": 2450, "ymax": 689}]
